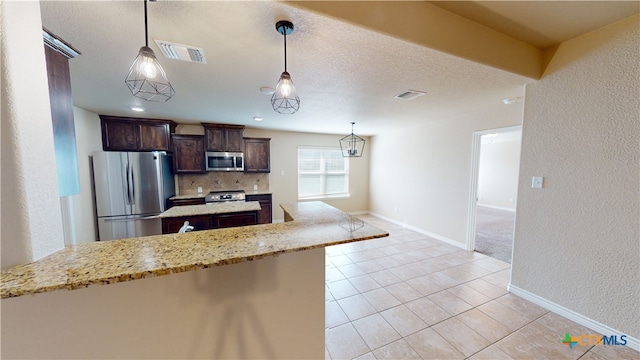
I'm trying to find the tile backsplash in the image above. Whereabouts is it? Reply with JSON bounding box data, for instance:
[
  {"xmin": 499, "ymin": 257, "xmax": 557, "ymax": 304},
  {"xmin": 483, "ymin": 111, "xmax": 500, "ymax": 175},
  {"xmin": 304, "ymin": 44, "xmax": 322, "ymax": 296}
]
[{"xmin": 177, "ymin": 172, "xmax": 269, "ymax": 195}]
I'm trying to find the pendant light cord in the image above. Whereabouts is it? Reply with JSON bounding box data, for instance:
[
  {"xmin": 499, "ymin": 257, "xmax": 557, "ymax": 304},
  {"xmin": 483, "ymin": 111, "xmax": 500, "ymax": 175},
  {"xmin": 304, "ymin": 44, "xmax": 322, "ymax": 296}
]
[
  {"xmin": 283, "ymin": 29, "xmax": 287, "ymax": 72},
  {"xmin": 144, "ymin": 0, "xmax": 149, "ymax": 47}
]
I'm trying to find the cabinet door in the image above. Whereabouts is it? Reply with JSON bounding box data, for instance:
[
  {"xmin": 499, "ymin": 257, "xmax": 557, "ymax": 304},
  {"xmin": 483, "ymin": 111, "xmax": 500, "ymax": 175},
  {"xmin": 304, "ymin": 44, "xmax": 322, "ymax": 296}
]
[
  {"xmin": 102, "ymin": 119, "xmax": 139, "ymax": 151},
  {"xmin": 139, "ymin": 122, "xmax": 171, "ymax": 151},
  {"xmin": 245, "ymin": 194, "xmax": 272, "ymax": 224},
  {"xmin": 170, "ymin": 198, "xmax": 206, "ymax": 207},
  {"xmin": 213, "ymin": 212, "xmax": 257, "ymax": 228},
  {"xmin": 172, "ymin": 135, "xmax": 205, "ymax": 173},
  {"xmin": 162, "ymin": 215, "xmax": 212, "ymax": 234},
  {"xmin": 226, "ymin": 128, "xmax": 245, "ymax": 152},
  {"xmin": 202, "ymin": 124, "xmax": 245, "ymax": 152},
  {"xmin": 100, "ymin": 115, "xmax": 176, "ymax": 151},
  {"xmin": 204, "ymin": 127, "xmax": 226, "ymax": 152},
  {"xmin": 244, "ymin": 138, "xmax": 270, "ymax": 173}
]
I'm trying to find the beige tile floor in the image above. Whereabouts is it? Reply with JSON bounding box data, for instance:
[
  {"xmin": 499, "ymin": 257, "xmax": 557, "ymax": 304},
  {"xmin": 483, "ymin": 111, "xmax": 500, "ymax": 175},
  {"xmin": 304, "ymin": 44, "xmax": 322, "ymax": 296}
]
[{"xmin": 325, "ymin": 215, "xmax": 639, "ymax": 360}]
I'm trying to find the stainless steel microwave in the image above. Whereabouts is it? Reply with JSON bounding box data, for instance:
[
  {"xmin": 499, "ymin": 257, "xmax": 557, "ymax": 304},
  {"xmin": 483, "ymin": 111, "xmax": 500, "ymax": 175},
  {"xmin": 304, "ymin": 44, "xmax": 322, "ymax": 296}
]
[{"xmin": 205, "ymin": 152, "xmax": 244, "ymax": 172}]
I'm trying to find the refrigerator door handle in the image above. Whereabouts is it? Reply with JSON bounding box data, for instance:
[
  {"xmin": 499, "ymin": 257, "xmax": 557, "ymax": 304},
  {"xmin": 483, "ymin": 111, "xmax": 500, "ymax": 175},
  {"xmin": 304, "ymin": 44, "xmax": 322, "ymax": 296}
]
[
  {"xmin": 131, "ymin": 167, "xmax": 135, "ymax": 205},
  {"xmin": 103, "ymin": 215, "xmax": 158, "ymax": 222},
  {"xmin": 125, "ymin": 162, "xmax": 131, "ymax": 205}
]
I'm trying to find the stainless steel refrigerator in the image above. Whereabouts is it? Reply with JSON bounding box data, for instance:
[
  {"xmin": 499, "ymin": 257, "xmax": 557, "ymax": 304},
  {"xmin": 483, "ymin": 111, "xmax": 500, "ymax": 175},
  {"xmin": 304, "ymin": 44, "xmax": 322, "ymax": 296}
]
[{"xmin": 92, "ymin": 151, "xmax": 175, "ymax": 241}]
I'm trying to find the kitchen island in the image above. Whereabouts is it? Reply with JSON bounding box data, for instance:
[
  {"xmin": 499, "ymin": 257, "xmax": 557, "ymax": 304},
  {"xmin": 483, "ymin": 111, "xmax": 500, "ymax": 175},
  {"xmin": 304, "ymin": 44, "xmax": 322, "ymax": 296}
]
[
  {"xmin": 158, "ymin": 201, "xmax": 262, "ymax": 233},
  {"xmin": 1, "ymin": 202, "xmax": 388, "ymax": 359}
]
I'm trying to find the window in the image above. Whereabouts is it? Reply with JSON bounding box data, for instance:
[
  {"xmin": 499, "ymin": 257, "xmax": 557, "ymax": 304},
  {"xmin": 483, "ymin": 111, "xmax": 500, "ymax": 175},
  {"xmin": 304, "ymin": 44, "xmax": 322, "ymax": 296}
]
[{"xmin": 298, "ymin": 147, "xmax": 349, "ymax": 199}]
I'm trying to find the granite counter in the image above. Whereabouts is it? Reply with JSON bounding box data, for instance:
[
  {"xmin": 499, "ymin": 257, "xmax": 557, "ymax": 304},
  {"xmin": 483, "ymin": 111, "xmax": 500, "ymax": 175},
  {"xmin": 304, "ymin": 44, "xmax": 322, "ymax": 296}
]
[
  {"xmin": 157, "ymin": 201, "xmax": 261, "ymax": 218},
  {"xmin": 169, "ymin": 190, "xmax": 272, "ymax": 201},
  {"xmin": 1, "ymin": 201, "xmax": 388, "ymax": 299}
]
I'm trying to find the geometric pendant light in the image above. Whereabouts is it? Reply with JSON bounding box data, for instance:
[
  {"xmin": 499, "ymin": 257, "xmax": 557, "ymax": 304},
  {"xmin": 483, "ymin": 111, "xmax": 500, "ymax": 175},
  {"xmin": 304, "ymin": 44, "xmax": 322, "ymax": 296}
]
[
  {"xmin": 271, "ymin": 20, "xmax": 300, "ymax": 114},
  {"xmin": 125, "ymin": 0, "xmax": 175, "ymax": 102},
  {"xmin": 339, "ymin": 122, "xmax": 365, "ymax": 157}
]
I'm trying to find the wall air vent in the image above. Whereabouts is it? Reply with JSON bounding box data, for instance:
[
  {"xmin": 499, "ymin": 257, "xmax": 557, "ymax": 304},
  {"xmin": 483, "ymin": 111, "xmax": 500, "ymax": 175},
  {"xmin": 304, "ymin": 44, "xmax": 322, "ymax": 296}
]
[
  {"xmin": 154, "ymin": 40, "xmax": 207, "ymax": 64},
  {"xmin": 394, "ymin": 90, "xmax": 427, "ymax": 100}
]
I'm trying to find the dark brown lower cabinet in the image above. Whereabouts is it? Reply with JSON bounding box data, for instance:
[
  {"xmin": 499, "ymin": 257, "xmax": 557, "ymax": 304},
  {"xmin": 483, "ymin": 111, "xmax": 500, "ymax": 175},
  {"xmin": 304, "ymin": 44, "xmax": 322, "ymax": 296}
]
[
  {"xmin": 161, "ymin": 211, "xmax": 258, "ymax": 234},
  {"xmin": 162, "ymin": 215, "xmax": 212, "ymax": 234},
  {"xmin": 245, "ymin": 194, "xmax": 272, "ymax": 224},
  {"xmin": 213, "ymin": 212, "xmax": 257, "ymax": 229},
  {"xmin": 169, "ymin": 198, "xmax": 206, "ymax": 207}
]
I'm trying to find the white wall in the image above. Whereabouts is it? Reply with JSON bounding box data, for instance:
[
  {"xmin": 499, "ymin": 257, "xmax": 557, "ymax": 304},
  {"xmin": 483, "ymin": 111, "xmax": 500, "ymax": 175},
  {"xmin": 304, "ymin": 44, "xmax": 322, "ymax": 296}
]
[
  {"xmin": 0, "ymin": 1, "xmax": 65, "ymax": 269},
  {"xmin": 246, "ymin": 128, "xmax": 370, "ymax": 220},
  {"xmin": 66, "ymin": 107, "xmax": 103, "ymax": 243},
  {"xmin": 512, "ymin": 15, "xmax": 639, "ymax": 339},
  {"xmin": 369, "ymin": 104, "xmax": 524, "ymax": 246},
  {"xmin": 2, "ymin": 248, "xmax": 325, "ymax": 359},
  {"xmin": 477, "ymin": 139, "xmax": 521, "ymax": 210}
]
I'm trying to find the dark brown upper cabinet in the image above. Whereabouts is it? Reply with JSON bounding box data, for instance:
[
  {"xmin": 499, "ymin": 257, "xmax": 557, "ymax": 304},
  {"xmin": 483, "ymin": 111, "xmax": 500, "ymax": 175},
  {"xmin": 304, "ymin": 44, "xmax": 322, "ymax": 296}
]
[
  {"xmin": 202, "ymin": 123, "xmax": 244, "ymax": 152},
  {"xmin": 244, "ymin": 137, "xmax": 271, "ymax": 173},
  {"xmin": 100, "ymin": 115, "xmax": 177, "ymax": 152},
  {"xmin": 172, "ymin": 134, "xmax": 205, "ymax": 174}
]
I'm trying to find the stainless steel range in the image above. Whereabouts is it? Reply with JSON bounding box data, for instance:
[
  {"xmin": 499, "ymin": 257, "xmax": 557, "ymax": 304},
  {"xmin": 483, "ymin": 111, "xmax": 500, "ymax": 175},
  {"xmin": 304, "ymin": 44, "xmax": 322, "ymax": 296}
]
[{"xmin": 205, "ymin": 190, "xmax": 246, "ymax": 203}]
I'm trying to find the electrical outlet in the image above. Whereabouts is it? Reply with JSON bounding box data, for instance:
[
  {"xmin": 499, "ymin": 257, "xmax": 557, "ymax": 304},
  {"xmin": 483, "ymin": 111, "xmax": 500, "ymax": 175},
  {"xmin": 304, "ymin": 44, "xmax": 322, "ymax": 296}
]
[{"xmin": 197, "ymin": 186, "xmax": 202, "ymax": 193}]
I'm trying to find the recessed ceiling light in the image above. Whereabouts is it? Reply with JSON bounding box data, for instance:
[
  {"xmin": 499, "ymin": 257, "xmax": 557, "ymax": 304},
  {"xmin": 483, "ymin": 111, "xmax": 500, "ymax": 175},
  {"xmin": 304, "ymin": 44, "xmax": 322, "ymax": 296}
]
[
  {"xmin": 131, "ymin": 107, "xmax": 144, "ymax": 112},
  {"xmin": 253, "ymin": 117, "xmax": 263, "ymax": 122},
  {"xmin": 260, "ymin": 87, "xmax": 275, "ymax": 95}
]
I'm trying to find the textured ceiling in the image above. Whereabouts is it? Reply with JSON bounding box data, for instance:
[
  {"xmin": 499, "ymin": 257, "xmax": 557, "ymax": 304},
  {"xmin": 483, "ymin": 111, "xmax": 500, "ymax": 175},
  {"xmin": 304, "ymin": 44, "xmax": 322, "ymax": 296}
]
[{"xmin": 38, "ymin": 1, "xmax": 638, "ymax": 136}]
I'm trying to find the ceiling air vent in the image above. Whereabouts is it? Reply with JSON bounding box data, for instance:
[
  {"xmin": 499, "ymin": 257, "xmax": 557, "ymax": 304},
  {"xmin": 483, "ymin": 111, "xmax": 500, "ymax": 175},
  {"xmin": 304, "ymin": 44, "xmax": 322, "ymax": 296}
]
[
  {"xmin": 154, "ymin": 40, "xmax": 207, "ymax": 64},
  {"xmin": 394, "ymin": 90, "xmax": 426, "ymax": 100}
]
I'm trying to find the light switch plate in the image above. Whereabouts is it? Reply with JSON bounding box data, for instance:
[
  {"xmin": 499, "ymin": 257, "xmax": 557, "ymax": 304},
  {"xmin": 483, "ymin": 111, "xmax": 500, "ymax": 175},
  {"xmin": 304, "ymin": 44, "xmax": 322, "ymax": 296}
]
[
  {"xmin": 532, "ymin": 176, "xmax": 544, "ymax": 189},
  {"xmin": 197, "ymin": 186, "xmax": 203, "ymax": 193}
]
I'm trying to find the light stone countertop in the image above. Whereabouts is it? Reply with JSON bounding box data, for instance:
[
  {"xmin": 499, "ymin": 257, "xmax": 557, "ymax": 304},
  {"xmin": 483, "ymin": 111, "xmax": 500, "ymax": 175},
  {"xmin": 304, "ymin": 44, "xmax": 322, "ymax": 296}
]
[
  {"xmin": 1, "ymin": 202, "xmax": 388, "ymax": 299},
  {"xmin": 157, "ymin": 201, "xmax": 261, "ymax": 218},
  {"xmin": 169, "ymin": 191, "xmax": 272, "ymax": 201},
  {"xmin": 169, "ymin": 193, "xmax": 207, "ymax": 200}
]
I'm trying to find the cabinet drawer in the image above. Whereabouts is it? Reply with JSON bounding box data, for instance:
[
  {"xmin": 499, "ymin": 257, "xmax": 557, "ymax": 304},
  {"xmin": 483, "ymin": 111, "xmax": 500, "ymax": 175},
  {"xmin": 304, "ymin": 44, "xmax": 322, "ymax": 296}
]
[
  {"xmin": 169, "ymin": 198, "xmax": 206, "ymax": 207},
  {"xmin": 213, "ymin": 212, "xmax": 257, "ymax": 228}
]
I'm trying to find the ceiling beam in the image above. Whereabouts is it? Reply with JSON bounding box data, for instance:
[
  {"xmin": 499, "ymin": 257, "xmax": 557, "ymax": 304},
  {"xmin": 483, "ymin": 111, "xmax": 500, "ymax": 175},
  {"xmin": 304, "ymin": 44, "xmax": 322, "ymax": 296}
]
[{"xmin": 286, "ymin": 1, "xmax": 543, "ymax": 79}]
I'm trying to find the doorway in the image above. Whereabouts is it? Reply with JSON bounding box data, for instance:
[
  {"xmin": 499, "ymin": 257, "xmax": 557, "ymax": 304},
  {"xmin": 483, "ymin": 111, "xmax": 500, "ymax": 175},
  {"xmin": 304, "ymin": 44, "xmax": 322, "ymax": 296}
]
[{"xmin": 467, "ymin": 126, "xmax": 522, "ymax": 263}]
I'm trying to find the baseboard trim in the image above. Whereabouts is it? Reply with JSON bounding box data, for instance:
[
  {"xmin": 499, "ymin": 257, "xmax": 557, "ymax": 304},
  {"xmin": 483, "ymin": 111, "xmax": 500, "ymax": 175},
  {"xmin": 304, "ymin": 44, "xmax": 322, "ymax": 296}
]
[
  {"xmin": 347, "ymin": 211, "xmax": 370, "ymax": 216},
  {"xmin": 368, "ymin": 212, "xmax": 467, "ymax": 250},
  {"xmin": 508, "ymin": 284, "xmax": 640, "ymax": 352},
  {"xmin": 477, "ymin": 204, "xmax": 516, "ymax": 212}
]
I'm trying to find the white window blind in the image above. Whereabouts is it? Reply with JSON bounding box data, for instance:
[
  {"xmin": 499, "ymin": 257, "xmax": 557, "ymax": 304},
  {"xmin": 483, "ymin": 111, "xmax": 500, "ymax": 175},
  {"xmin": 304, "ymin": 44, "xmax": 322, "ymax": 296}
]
[{"xmin": 298, "ymin": 147, "xmax": 349, "ymax": 199}]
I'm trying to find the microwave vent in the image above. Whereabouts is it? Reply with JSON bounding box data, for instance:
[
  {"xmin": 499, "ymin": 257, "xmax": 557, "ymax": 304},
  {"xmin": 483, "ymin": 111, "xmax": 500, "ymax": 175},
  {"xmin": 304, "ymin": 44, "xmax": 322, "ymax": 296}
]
[{"xmin": 154, "ymin": 40, "xmax": 207, "ymax": 64}]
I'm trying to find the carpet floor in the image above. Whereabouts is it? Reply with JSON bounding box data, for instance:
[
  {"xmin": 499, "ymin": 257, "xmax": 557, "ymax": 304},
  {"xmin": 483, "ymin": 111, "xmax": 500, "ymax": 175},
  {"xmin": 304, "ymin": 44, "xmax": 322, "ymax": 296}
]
[{"xmin": 474, "ymin": 205, "xmax": 515, "ymax": 263}]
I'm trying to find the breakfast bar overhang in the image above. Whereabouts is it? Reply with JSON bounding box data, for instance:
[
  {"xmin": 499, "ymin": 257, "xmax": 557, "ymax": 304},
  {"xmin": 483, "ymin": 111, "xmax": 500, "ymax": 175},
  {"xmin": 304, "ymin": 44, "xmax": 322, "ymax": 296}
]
[{"xmin": 1, "ymin": 202, "xmax": 388, "ymax": 359}]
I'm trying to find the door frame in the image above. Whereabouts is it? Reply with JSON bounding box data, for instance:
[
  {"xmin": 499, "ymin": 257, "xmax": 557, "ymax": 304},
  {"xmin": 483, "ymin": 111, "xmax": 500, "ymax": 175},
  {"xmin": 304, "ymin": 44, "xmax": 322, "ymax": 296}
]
[{"xmin": 466, "ymin": 125, "xmax": 522, "ymax": 251}]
